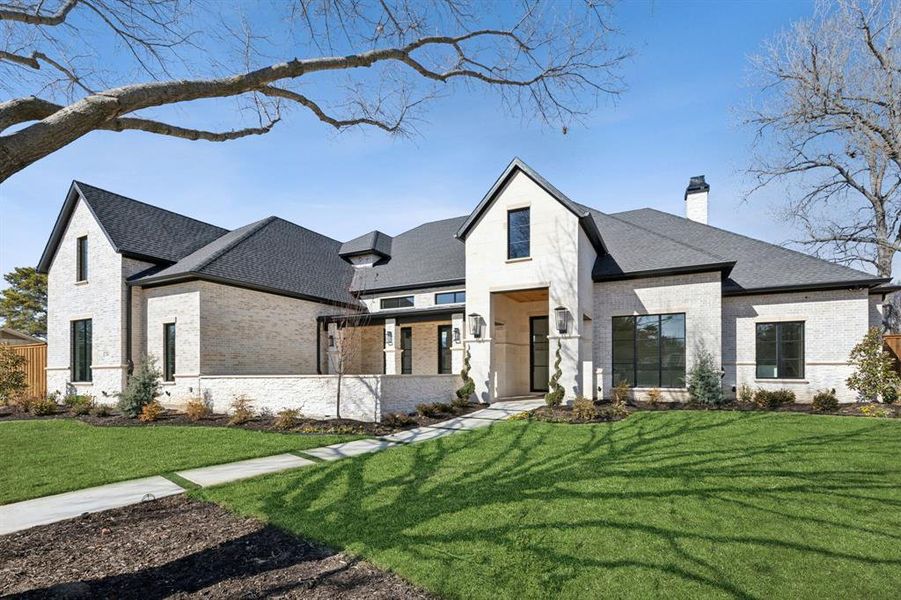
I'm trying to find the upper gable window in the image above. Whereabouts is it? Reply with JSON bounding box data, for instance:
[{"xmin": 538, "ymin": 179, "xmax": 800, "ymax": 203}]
[
  {"xmin": 76, "ymin": 236, "xmax": 88, "ymax": 281},
  {"xmin": 507, "ymin": 208, "xmax": 530, "ymax": 259},
  {"xmin": 380, "ymin": 296, "xmax": 414, "ymax": 310}
]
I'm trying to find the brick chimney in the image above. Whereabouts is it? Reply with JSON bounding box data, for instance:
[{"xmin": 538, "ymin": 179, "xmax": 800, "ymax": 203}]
[{"xmin": 684, "ymin": 175, "xmax": 709, "ymax": 224}]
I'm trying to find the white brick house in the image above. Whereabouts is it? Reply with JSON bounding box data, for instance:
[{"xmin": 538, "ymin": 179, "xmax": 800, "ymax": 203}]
[{"xmin": 38, "ymin": 158, "xmax": 894, "ymax": 420}]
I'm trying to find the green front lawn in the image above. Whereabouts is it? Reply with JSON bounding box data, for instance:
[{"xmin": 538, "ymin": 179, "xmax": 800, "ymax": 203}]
[
  {"xmin": 199, "ymin": 411, "xmax": 901, "ymax": 599},
  {"xmin": 0, "ymin": 420, "xmax": 360, "ymax": 505}
]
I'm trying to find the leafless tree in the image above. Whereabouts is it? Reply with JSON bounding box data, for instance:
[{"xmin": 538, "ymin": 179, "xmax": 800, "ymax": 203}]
[
  {"xmin": 745, "ymin": 0, "xmax": 901, "ymax": 278},
  {"xmin": 0, "ymin": 0, "xmax": 629, "ymax": 183},
  {"xmin": 326, "ymin": 305, "xmax": 372, "ymax": 420}
]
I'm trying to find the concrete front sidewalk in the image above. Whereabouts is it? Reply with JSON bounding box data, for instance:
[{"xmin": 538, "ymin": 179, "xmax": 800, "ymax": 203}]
[{"xmin": 0, "ymin": 398, "xmax": 544, "ymax": 536}]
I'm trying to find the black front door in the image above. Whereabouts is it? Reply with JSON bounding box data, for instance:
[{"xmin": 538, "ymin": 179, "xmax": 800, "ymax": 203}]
[
  {"xmin": 400, "ymin": 327, "xmax": 413, "ymax": 374},
  {"xmin": 530, "ymin": 316, "xmax": 549, "ymax": 392},
  {"xmin": 437, "ymin": 325, "xmax": 452, "ymax": 374}
]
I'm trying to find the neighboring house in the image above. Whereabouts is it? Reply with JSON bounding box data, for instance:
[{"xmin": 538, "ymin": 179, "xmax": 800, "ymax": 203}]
[
  {"xmin": 0, "ymin": 328, "xmax": 44, "ymax": 345},
  {"xmin": 37, "ymin": 158, "xmax": 894, "ymax": 420}
]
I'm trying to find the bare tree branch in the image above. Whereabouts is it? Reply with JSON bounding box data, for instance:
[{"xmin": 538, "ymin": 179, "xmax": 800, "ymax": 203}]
[{"xmin": 0, "ymin": 0, "xmax": 78, "ymax": 26}]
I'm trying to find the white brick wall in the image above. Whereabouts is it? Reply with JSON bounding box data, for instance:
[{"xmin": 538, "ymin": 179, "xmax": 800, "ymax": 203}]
[
  {"xmin": 723, "ymin": 289, "xmax": 869, "ymax": 402},
  {"xmin": 593, "ymin": 271, "xmax": 723, "ymax": 401}
]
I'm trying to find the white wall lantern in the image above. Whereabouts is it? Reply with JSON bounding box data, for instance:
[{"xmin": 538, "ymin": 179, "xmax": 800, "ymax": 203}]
[
  {"xmin": 385, "ymin": 329, "xmax": 393, "ymax": 347},
  {"xmin": 468, "ymin": 313, "xmax": 482, "ymax": 338},
  {"xmin": 554, "ymin": 306, "xmax": 568, "ymax": 334}
]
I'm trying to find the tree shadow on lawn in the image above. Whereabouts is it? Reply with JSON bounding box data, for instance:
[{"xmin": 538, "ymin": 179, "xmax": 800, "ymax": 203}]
[{"xmin": 204, "ymin": 412, "xmax": 901, "ymax": 599}]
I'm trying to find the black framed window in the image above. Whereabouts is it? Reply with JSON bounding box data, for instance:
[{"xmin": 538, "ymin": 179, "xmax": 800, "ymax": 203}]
[
  {"xmin": 76, "ymin": 236, "xmax": 88, "ymax": 281},
  {"xmin": 71, "ymin": 319, "xmax": 92, "ymax": 382},
  {"xmin": 438, "ymin": 325, "xmax": 452, "ymax": 374},
  {"xmin": 507, "ymin": 208, "xmax": 530, "ymax": 259},
  {"xmin": 435, "ymin": 291, "xmax": 466, "ymax": 305},
  {"xmin": 400, "ymin": 327, "xmax": 413, "ymax": 374},
  {"xmin": 612, "ymin": 313, "xmax": 685, "ymax": 388},
  {"xmin": 756, "ymin": 321, "xmax": 804, "ymax": 379},
  {"xmin": 381, "ymin": 296, "xmax": 414, "ymax": 310},
  {"xmin": 163, "ymin": 322, "xmax": 176, "ymax": 381}
]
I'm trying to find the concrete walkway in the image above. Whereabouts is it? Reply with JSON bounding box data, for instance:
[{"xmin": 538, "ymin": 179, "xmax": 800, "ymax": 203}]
[{"xmin": 0, "ymin": 398, "xmax": 543, "ymax": 536}]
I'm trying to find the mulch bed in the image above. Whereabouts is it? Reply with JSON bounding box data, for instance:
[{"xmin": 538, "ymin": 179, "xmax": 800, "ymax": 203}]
[
  {"xmin": 0, "ymin": 403, "xmax": 480, "ymax": 436},
  {"xmin": 0, "ymin": 495, "xmax": 432, "ymax": 599}
]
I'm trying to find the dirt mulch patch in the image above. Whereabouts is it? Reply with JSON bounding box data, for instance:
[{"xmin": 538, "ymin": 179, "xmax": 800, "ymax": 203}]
[
  {"xmin": 0, "ymin": 403, "xmax": 481, "ymax": 436},
  {"xmin": 0, "ymin": 495, "xmax": 432, "ymax": 599}
]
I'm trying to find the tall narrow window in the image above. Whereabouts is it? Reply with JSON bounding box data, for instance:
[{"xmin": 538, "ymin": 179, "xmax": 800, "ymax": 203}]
[
  {"xmin": 71, "ymin": 319, "xmax": 92, "ymax": 382},
  {"xmin": 438, "ymin": 325, "xmax": 452, "ymax": 374},
  {"xmin": 400, "ymin": 327, "xmax": 413, "ymax": 374},
  {"xmin": 507, "ymin": 208, "xmax": 530, "ymax": 259},
  {"xmin": 76, "ymin": 236, "xmax": 88, "ymax": 281},
  {"xmin": 611, "ymin": 313, "xmax": 685, "ymax": 388},
  {"xmin": 163, "ymin": 322, "xmax": 176, "ymax": 381},
  {"xmin": 756, "ymin": 322, "xmax": 804, "ymax": 379}
]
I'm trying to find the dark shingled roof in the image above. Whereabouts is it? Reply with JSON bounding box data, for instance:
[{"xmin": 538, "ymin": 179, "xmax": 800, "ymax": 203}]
[
  {"xmin": 339, "ymin": 230, "xmax": 393, "ymax": 259},
  {"xmin": 351, "ymin": 216, "xmax": 467, "ymax": 292},
  {"xmin": 605, "ymin": 208, "xmax": 883, "ymax": 292},
  {"xmin": 132, "ymin": 216, "xmax": 358, "ymax": 306}
]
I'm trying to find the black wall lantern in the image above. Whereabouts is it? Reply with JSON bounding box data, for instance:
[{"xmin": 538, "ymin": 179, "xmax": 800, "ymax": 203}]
[
  {"xmin": 554, "ymin": 306, "xmax": 568, "ymax": 334},
  {"xmin": 328, "ymin": 333, "xmax": 336, "ymax": 348},
  {"xmin": 453, "ymin": 327, "xmax": 461, "ymax": 344},
  {"xmin": 385, "ymin": 329, "xmax": 393, "ymax": 347},
  {"xmin": 468, "ymin": 313, "xmax": 482, "ymax": 338}
]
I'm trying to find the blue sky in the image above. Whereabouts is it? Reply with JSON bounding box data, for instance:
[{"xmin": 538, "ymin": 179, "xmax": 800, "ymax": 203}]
[{"xmin": 0, "ymin": 1, "xmax": 818, "ymax": 283}]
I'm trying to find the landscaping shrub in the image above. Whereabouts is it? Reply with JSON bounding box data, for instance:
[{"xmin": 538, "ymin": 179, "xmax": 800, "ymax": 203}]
[
  {"xmin": 451, "ymin": 395, "xmax": 469, "ymax": 410},
  {"xmin": 9, "ymin": 394, "xmax": 35, "ymax": 413},
  {"xmin": 433, "ymin": 402, "xmax": 453, "ymax": 415},
  {"xmin": 184, "ymin": 396, "xmax": 212, "ymax": 422},
  {"xmin": 382, "ymin": 412, "xmax": 415, "ymax": 427},
  {"xmin": 738, "ymin": 383, "xmax": 754, "ymax": 404},
  {"xmin": 90, "ymin": 403, "xmax": 112, "ymax": 417},
  {"xmin": 273, "ymin": 408, "xmax": 300, "ymax": 431},
  {"xmin": 139, "ymin": 400, "xmax": 164, "ymax": 422},
  {"xmin": 611, "ymin": 381, "xmax": 630, "ymax": 417},
  {"xmin": 118, "ymin": 358, "xmax": 161, "ymax": 418},
  {"xmin": 228, "ymin": 395, "xmax": 255, "ymax": 425},
  {"xmin": 572, "ymin": 396, "xmax": 597, "ymax": 421},
  {"xmin": 416, "ymin": 403, "xmax": 440, "ymax": 418},
  {"xmin": 882, "ymin": 386, "xmax": 898, "ymax": 405},
  {"xmin": 846, "ymin": 327, "xmax": 900, "ymax": 402},
  {"xmin": 508, "ymin": 411, "xmax": 531, "ymax": 421},
  {"xmin": 753, "ymin": 388, "xmax": 795, "ymax": 409},
  {"xmin": 455, "ymin": 346, "xmax": 475, "ymax": 401},
  {"xmin": 687, "ymin": 347, "xmax": 724, "ymax": 406},
  {"xmin": 30, "ymin": 396, "xmax": 58, "ymax": 416},
  {"xmin": 0, "ymin": 346, "xmax": 27, "ymax": 405},
  {"xmin": 860, "ymin": 404, "xmax": 893, "ymax": 418},
  {"xmin": 544, "ymin": 339, "xmax": 564, "ymax": 407},
  {"xmin": 812, "ymin": 389, "xmax": 839, "ymax": 413},
  {"xmin": 67, "ymin": 394, "xmax": 95, "ymax": 415},
  {"xmin": 646, "ymin": 387, "xmax": 662, "ymax": 405}
]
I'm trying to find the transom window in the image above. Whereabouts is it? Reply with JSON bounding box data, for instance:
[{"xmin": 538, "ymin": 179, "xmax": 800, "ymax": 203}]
[
  {"xmin": 612, "ymin": 313, "xmax": 686, "ymax": 388},
  {"xmin": 507, "ymin": 207, "xmax": 530, "ymax": 259},
  {"xmin": 435, "ymin": 291, "xmax": 465, "ymax": 305},
  {"xmin": 71, "ymin": 318, "xmax": 92, "ymax": 382},
  {"xmin": 380, "ymin": 296, "xmax": 414, "ymax": 310},
  {"xmin": 163, "ymin": 323, "xmax": 176, "ymax": 382},
  {"xmin": 756, "ymin": 321, "xmax": 804, "ymax": 379},
  {"xmin": 76, "ymin": 236, "xmax": 88, "ymax": 281}
]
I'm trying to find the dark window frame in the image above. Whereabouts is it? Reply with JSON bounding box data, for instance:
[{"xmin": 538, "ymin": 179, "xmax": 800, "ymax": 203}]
[
  {"xmin": 507, "ymin": 207, "xmax": 530, "ymax": 259},
  {"xmin": 71, "ymin": 318, "xmax": 92, "ymax": 382},
  {"xmin": 437, "ymin": 324, "xmax": 452, "ymax": 374},
  {"xmin": 163, "ymin": 322, "xmax": 176, "ymax": 382},
  {"xmin": 380, "ymin": 296, "xmax": 415, "ymax": 310},
  {"xmin": 400, "ymin": 327, "xmax": 413, "ymax": 374},
  {"xmin": 611, "ymin": 313, "xmax": 686, "ymax": 389},
  {"xmin": 435, "ymin": 291, "xmax": 466, "ymax": 305},
  {"xmin": 76, "ymin": 235, "xmax": 88, "ymax": 282},
  {"xmin": 755, "ymin": 321, "xmax": 805, "ymax": 379}
]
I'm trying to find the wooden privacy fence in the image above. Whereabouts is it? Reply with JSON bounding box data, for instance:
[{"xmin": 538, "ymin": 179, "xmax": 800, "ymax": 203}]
[
  {"xmin": 884, "ymin": 334, "xmax": 901, "ymax": 373},
  {"xmin": 9, "ymin": 343, "xmax": 47, "ymax": 398}
]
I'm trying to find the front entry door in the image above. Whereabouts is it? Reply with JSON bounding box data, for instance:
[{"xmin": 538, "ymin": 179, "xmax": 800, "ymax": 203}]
[{"xmin": 530, "ymin": 316, "xmax": 549, "ymax": 393}]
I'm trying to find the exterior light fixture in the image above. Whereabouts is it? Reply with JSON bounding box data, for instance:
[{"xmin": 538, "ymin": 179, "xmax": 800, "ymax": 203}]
[
  {"xmin": 468, "ymin": 313, "xmax": 482, "ymax": 339},
  {"xmin": 554, "ymin": 306, "xmax": 568, "ymax": 334},
  {"xmin": 453, "ymin": 327, "xmax": 461, "ymax": 344},
  {"xmin": 328, "ymin": 334, "xmax": 335, "ymax": 348},
  {"xmin": 385, "ymin": 329, "xmax": 393, "ymax": 347}
]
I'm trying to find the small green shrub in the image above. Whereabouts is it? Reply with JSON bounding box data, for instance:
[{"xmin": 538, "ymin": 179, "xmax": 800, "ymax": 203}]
[
  {"xmin": 90, "ymin": 403, "xmax": 112, "ymax": 417},
  {"xmin": 544, "ymin": 339, "xmax": 565, "ymax": 407},
  {"xmin": 118, "ymin": 358, "xmax": 161, "ymax": 418},
  {"xmin": 738, "ymin": 384, "xmax": 754, "ymax": 404},
  {"xmin": 273, "ymin": 408, "xmax": 300, "ymax": 431},
  {"xmin": 68, "ymin": 394, "xmax": 95, "ymax": 415},
  {"xmin": 753, "ymin": 388, "xmax": 795, "ymax": 409},
  {"xmin": 846, "ymin": 327, "xmax": 900, "ymax": 402},
  {"xmin": 687, "ymin": 347, "xmax": 724, "ymax": 406},
  {"xmin": 572, "ymin": 396, "xmax": 597, "ymax": 421},
  {"xmin": 882, "ymin": 386, "xmax": 898, "ymax": 405},
  {"xmin": 139, "ymin": 400, "xmax": 164, "ymax": 422},
  {"xmin": 451, "ymin": 395, "xmax": 469, "ymax": 410},
  {"xmin": 811, "ymin": 389, "xmax": 839, "ymax": 413},
  {"xmin": 455, "ymin": 346, "xmax": 475, "ymax": 401},
  {"xmin": 382, "ymin": 412, "xmax": 416, "ymax": 427},
  {"xmin": 228, "ymin": 395, "xmax": 255, "ymax": 425},
  {"xmin": 416, "ymin": 403, "xmax": 440, "ymax": 418},
  {"xmin": 433, "ymin": 402, "xmax": 453, "ymax": 415},
  {"xmin": 30, "ymin": 396, "xmax": 58, "ymax": 416},
  {"xmin": 0, "ymin": 346, "xmax": 28, "ymax": 405}
]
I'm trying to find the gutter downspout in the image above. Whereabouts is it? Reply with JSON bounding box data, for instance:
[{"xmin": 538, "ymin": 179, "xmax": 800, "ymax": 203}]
[{"xmin": 125, "ymin": 283, "xmax": 134, "ymax": 377}]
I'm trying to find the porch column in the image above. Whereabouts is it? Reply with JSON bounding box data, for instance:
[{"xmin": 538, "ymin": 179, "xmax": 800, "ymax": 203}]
[
  {"xmin": 451, "ymin": 312, "xmax": 465, "ymax": 375},
  {"xmin": 383, "ymin": 318, "xmax": 398, "ymax": 375}
]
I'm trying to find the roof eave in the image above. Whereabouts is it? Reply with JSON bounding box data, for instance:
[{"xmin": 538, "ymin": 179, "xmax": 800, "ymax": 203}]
[
  {"xmin": 592, "ymin": 261, "xmax": 736, "ymax": 283},
  {"xmin": 723, "ymin": 277, "xmax": 891, "ymax": 297}
]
